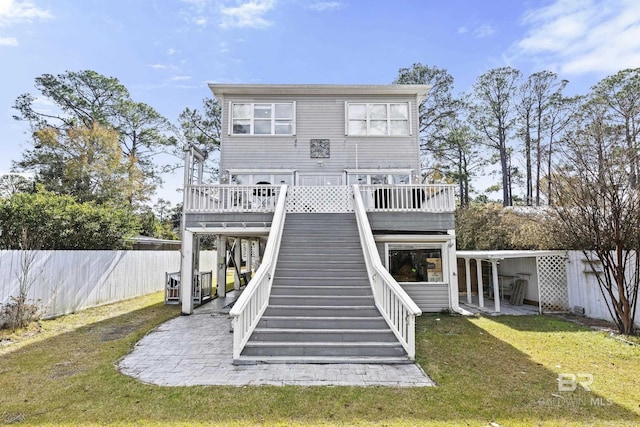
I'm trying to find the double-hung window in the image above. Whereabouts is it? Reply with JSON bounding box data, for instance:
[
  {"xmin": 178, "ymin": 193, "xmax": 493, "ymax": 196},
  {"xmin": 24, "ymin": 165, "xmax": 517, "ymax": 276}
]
[
  {"xmin": 231, "ymin": 102, "xmax": 295, "ymax": 135},
  {"xmin": 347, "ymin": 102, "xmax": 410, "ymax": 136}
]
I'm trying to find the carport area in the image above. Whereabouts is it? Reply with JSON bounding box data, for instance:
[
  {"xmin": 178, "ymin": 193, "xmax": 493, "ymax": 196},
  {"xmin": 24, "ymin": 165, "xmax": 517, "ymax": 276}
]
[{"xmin": 456, "ymin": 250, "xmax": 569, "ymax": 315}]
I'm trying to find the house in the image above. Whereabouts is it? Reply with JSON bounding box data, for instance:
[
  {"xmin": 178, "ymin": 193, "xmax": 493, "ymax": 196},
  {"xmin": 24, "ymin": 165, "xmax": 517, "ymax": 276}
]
[{"xmin": 178, "ymin": 84, "xmax": 461, "ymax": 363}]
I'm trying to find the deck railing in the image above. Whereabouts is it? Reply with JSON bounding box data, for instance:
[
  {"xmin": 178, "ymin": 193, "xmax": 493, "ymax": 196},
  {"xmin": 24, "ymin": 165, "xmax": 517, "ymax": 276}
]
[
  {"xmin": 184, "ymin": 183, "xmax": 456, "ymax": 214},
  {"xmin": 229, "ymin": 185, "xmax": 288, "ymax": 360},
  {"xmin": 184, "ymin": 184, "xmax": 283, "ymax": 213},
  {"xmin": 353, "ymin": 185, "xmax": 422, "ymax": 359},
  {"xmin": 358, "ymin": 184, "xmax": 456, "ymax": 212}
]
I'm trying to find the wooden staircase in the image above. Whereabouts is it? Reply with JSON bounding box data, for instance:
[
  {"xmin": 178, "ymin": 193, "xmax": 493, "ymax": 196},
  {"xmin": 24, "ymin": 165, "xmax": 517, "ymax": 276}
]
[{"xmin": 239, "ymin": 213, "xmax": 410, "ymax": 363}]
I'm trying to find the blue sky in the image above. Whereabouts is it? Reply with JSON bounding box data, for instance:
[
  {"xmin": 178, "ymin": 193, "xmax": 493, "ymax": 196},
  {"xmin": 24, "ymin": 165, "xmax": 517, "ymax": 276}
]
[{"xmin": 1, "ymin": 0, "xmax": 640, "ymax": 204}]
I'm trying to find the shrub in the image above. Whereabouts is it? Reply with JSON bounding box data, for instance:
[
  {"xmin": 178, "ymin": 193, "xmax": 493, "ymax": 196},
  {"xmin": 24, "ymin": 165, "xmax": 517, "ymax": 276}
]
[{"xmin": 0, "ymin": 296, "xmax": 42, "ymax": 331}]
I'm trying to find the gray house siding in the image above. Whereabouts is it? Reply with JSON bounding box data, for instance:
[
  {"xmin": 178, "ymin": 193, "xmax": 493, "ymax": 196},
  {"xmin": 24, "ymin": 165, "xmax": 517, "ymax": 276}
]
[
  {"xmin": 399, "ymin": 283, "xmax": 450, "ymax": 312},
  {"xmin": 216, "ymin": 93, "xmax": 421, "ymax": 178}
]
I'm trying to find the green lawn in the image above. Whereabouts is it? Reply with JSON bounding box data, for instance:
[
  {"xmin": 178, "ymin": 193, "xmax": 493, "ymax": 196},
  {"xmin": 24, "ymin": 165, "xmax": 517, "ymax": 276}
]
[{"xmin": 1, "ymin": 292, "xmax": 638, "ymax": 426}]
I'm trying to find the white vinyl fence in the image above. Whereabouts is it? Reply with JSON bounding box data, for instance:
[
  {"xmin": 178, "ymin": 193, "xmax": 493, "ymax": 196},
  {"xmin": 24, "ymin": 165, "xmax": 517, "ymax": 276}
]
[
  {"xmin": 566, "ymin": 251, "xmax": 640, "ymax": 327},
  {"xmin": 0, "ymin": 250, "xmax": 216, "ymax": 319}
]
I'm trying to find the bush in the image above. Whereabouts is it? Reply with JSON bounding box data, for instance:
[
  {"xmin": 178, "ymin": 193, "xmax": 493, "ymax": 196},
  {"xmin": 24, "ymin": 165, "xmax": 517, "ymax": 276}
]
[{"xmin": 0, "ymin": 296, "xmax": 42, "ymax": 330}]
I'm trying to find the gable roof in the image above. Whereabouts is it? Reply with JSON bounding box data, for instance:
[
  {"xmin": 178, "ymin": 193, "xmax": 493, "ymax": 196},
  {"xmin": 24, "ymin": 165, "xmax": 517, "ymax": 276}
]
[{"xmin": 208, "ymin": 84, "xmax": 431, "ymax": 102}]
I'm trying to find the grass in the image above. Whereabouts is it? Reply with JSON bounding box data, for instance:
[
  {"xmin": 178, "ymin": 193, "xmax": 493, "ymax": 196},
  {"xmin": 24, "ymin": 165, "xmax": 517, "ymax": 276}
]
[{"xmin": 0, "ymin": 293, "xmax": 639, "ymax": 426}]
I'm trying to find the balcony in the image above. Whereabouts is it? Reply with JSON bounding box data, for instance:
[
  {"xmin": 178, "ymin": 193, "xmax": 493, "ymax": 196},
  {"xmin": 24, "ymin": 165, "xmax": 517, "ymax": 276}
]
[{"xmin": 184, "ymin": 184, "xmax": 456, "ymax": 214}]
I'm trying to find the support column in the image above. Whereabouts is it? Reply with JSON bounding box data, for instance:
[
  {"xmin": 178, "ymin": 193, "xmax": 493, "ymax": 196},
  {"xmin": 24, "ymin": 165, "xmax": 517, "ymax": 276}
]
[
  {"xmin": 246, "ymin": 239, "xmax": 253, "ymax": 276},
  {"xmin": 475, "ymin": 259, "xmax": 484, "ymax": 308},
  {"xmin": 464, "ymin": 258, "xmax": 472, "ymax": 304},
  {"xmin": 181, "ymin": 230, "xmax": 194, "ymax": 315},
  {"xmin": 234, "ymin": 238, "xmax": 242, "ymax": 291},
  {"xmin": 491, "ymin": 259, "xmax": 501, "ymax": 313},
  {"xmin": 217, "ymin": 235, "xmax": 227, "ymax": 298}
]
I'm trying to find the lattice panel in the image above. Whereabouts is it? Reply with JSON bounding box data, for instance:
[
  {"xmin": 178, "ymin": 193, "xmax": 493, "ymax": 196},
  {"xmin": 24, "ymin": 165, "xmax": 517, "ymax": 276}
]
[
  {"xmin": 537, "ymin": 255, "xmax": 569, "ymax": 313},
  {"xmin": 286, "ymin": 186, "xmax": 354, "ymax": 213}
]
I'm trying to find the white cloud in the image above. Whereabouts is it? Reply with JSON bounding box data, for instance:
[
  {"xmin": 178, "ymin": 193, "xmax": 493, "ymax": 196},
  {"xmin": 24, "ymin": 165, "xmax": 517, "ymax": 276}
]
[
  {"xmin": 169, "ymin": 75, "xmax": 192, "ymax": 81},
  {"xmin": 457, "ymin": 26, "xmax": 468, "ymax": 34},
  {"xmin": 515, "ymin": 0, "xmax": 640, "ymax": 75},
  {"xmin": 309, "ymin": 1, "xmax": 344, "ymax": 12},
  {"xmin": 0, "ymin": 35, "xmax": 17, "ymax": 45},
  {"xmin": 0, "ymin": 0, "xmax": 53, "ymax": 26},
  {"xmin": 167, "ymin": 48, "xmax": 178, "ymax": 55},
  {"xmin": 473, "ymin": 24, "xmax": 495, "ymax": 38},
  {"xmin": 194, "ymin": 17, "xmax": 207, "ymax": 26},
  {"xmin": 219, "ymin": 0, "xmax": 276, "ymax": 29},
  {"xmin": 148, "ymin": 63, "xmax": 167, "ymax": 69}
]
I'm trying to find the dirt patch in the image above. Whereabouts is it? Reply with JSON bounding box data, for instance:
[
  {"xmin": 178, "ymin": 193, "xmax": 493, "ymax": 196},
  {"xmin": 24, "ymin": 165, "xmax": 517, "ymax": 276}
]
[
  {"xmin": 551, "ymin": 313, "xmax": 618, "ymax": 331},
  {"xmin": 95, "ymin": 321, "xmax": 146, "ymax": 342}
]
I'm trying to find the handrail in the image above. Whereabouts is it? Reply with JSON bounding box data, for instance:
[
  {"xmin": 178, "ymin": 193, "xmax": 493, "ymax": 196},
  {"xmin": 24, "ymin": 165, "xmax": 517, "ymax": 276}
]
[
  {"xmin": 229, "ymin": 185, "xmax": 288, "ymax": 360},
  {"xmin": 353, "ymin": 184, "xmax": 422, "ymax": 359}
]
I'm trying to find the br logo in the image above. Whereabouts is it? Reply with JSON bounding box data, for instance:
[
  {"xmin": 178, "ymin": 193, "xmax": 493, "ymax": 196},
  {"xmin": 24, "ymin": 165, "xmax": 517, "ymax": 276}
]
[{"xmin": 558, "ymin": 373, "xmax": 593, "ymax": 392}]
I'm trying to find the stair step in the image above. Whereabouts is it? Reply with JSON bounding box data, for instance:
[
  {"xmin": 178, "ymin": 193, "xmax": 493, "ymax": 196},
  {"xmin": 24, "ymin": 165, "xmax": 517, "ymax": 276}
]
[
  {"xmin": 273, "ymin": 277, "xmax": 369, "ymax": 286},
  {"xmin": 242, "ymin": 341, "xmax": 406, "ymax": 357},
  {"xmin": 234, "ymin": 355, "xmax": 412, "ymax": 365},
  {"xmin": 258, "ymin": 316, "xmax": 388, "ymax": 329},
  {"xmin": 249, "ymin": 328, "xmax": 398, "ymax": 342},
  {"xmin": 263, "ymin": 305, "xmax": 381, "ymax": 317},
  {"xmin": 270, "ymin": 295, "xmax": 374, "ymax": 306},
  {"xmin": 271, "ymin": 285, "xmax": 372, "ymax": 296}
]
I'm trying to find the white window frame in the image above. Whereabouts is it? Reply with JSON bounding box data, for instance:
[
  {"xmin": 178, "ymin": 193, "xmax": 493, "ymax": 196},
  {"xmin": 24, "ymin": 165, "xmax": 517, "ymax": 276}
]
[
  {"xmin": 228, "ymin": 101, "xmax": 296, "ymax": 136},
  {"xmin": 345, "ymin": 102, "xmax": 412, "ymax": 136},
  {"xmin": 384, "ymin": 242, "xmax": 448, "ymax": 284}
]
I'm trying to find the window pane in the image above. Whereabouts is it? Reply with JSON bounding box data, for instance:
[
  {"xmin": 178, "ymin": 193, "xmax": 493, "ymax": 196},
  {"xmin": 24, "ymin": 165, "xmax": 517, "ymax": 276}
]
[
  {"xmin": 392, "ymin": 174, "xmax": 410, "ymax": 184},
  {"xmin": 254, "ymin": 104, "xmax": 272, "ymax": 119},
  {"xmin": 390, "ymin": 120, "xmax": 409, "ymax": 135},
  {"xmin": 254, "ymin": 120, "xmax": 272, "ymax": 134},
  {"xmin": 232, "ymin": 120, "xmax": 250, "ymax": 134},
  {"xmin": 348, "ymin": 120, "xmax": 367, "ymax": 135},
  {"xmin": 371, "ymin": 174, "xmax": 388, "ymax": 184},
  {"xmin": 233, "ymin": 104, "xmax": 251, "ymax": 119},
  {"xmin": 275, "ymin": 120, "xmax": 293, "ymax": 134},
  {"xmin": 389, "ymin": 247, "xmax": 442, "ymax": 283},
  {"xmin": 370, "ymin": 120, "xmax": 387, "ymax": 135},
  {"xmin": 369, "ymin": 104, "xmax": 387, "ymax": 119},
  {"xmin": 348, "ymin": 104, "xmax": 366, "ymax": 119},
  {"xmin": 275, "ymin": 103, "xmax": 292, "ymax": 119},
  {"xmin": 390, "ymin": 103, "xmax": 408, "ymax": 119}
]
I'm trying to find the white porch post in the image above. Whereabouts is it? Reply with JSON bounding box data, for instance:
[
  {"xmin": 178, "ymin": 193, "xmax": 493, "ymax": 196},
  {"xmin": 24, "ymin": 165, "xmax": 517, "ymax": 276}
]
[
  {"xmin": 491, "ymin": 259, "xmax": 501, "ymax": 312},
  {"xmin": 217, "ymin": 235, "xmax": 227, "ymax": 297},
  {"xmin": 475, "ymin": 258, "xmax": 484, "ymax": 308},
  {"xmin": 234, "ymin": 238, "xmax": 242, "ymax": 291},
  {"xmin": 464, "ymin": 258, "xmax": 472, "ymax": 304},
  {"xmin": 181, "ymin": 230, "xmax": 194, "ymax": 315},
  {"xmin": 446, "ymin": 230, "xmax": 460, "ymax": 312}
]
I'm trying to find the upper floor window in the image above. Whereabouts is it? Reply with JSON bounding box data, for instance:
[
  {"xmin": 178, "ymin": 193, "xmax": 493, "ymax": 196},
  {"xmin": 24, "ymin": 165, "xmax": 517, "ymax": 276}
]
[
  {"xmin": 231, "ymin": 102, "xmax": 295, "ymax": 135},
  {"xmin": 347, "ymin": 103, "xmax": 410, "ymax": 136}
]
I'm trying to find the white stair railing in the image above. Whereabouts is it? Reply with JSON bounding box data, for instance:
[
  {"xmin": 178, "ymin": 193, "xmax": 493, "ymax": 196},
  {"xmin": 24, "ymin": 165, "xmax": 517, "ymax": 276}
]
[
  {"xmin": 229, "ymin": 185, "xmax": 288, "ymax": 360},
  {"xmin": 353, "ymin": 185, "xmax": 422, "ymax": 359}
]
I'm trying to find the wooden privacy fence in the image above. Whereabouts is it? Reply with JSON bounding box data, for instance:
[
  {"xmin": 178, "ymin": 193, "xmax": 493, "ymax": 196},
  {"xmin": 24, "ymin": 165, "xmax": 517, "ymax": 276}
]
[{"xmin": 0, "ymin": 250, "xmax": 215, "ymax": 319}]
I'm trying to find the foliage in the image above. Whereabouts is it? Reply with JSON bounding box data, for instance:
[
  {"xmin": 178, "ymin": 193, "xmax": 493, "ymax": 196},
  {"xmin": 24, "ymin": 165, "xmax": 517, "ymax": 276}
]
[
  {"xmin": 176, "ymin": 97, "xmax": 222, "ymax": 178},
  {"xmin": 12, "ymin": 70, "xmax": 174, "ymax": 206},
  {"xmin": 456, "ymin": 202, "xmax": 561, "ymax": 250},
  {"xmin": 0, "ymin": 189, "xmax": 139, "ymax": 250},
  {"xmin": 137, "ymin": 207, "xmax": 179, "ymax": 240},
  {"xmin": 550, "ymin": 71, "xmax": 640, "ymax": 335},
  {"xmin": 0, "ymin": 296, "xmax": 41, "ymax": 331},
  {"xmin": 0, "ymin": 174, "xmax": 34, "ymax": 198}
]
